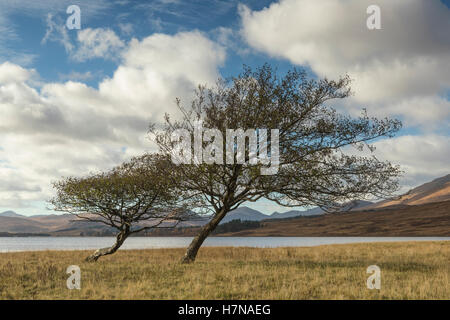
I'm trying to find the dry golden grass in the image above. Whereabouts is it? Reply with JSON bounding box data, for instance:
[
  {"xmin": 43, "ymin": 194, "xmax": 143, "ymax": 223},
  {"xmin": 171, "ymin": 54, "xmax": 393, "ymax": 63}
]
[{"xmin": 0, "ymin": 241, "xmax": 448, "ymax": 300}]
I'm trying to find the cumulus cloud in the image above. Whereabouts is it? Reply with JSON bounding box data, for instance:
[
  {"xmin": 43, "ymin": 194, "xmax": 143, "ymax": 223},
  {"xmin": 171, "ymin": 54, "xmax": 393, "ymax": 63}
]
[
  {"xmin": 239, "ymin": 0, "xmax": 450, "ymax": 198},
  {"xmin": 240, "ymin": 0, "xmax": 450, "ymax": 128},
  {"xmin": 0, "ymin": 31, "xmax": 225, "ymax": 212}
]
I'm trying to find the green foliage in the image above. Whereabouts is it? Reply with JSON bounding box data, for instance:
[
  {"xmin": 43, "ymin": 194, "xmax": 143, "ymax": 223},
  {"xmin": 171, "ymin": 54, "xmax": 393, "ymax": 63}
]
[
  {"xmin": 153, "ymin": 64, "xmax": 402, "ymax": 213},
  {"xmin": 151, "ymin": 63, "xmax": 403, "ymax": 262},
  {"xmin": 50, "ymin": 153, "xmax": 190, "ymax": 233}
]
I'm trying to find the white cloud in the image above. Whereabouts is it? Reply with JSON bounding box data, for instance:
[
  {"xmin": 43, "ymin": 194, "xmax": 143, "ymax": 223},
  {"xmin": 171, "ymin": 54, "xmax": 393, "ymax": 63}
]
[
  {"xmin": 118, "ymin": 23, "xmax": 134, "ymax": 35},
  {"xmin": 41, "ymin": 13, "xmax": 74, "ymax": 53},
  {"xmin": 370, "ymin": 135, "xmax": 450, "ymax": 192},
  {"xmin": 387, "ymin": 96, "xmax": 450, "ymax": 130},
  {"xmin": 339, "ymin": 133, "xmax": 450, "ymax": 195},
  {"xmin": 0, "ymin": 0, "xmax": 114, "ymax": 66},
  {"xmin": 72, "ymin": 28, "xmax": 125, "ymax": 62},
  {"xmin": 41, "ymin": 17, "xmax": 125, "ymax": 63},
  {"xmin": 0, "ymin": 62, "xmax": 34, "ymax": 84},
  {"xmin": 58, "ymin": 71, "xmax": 100, "ymax": 82},
  {"xmin": 240, "ymin": 0, "xmax": 450, "ymax": 128},
  {"xmin": 99, "ymin": 31, "xmax": 226, "ymax": 119},
  {"xmin": 0, "ymin": 0, "xmax": 111, "ymax": 45},
  {"xmin": 0, "ymin": 31, "xmax": 225, "ymax": 213},
  {"xmin": 239, "ymin": 0, "xmax": 450, "ymax": 200},
  {"xmin": 211, "ymin": 27, "xmax": 251, "ymax": 56}
]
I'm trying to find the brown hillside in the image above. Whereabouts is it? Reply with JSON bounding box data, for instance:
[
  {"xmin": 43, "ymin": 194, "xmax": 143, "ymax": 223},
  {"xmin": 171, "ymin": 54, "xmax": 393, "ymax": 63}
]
[
  {"xmin": 219, "ymin": 200, "xmax": 450, "ymax": 237},
  {"xmin": 368, "ymin": 174, "xmax": 450, "ymax": 208}
]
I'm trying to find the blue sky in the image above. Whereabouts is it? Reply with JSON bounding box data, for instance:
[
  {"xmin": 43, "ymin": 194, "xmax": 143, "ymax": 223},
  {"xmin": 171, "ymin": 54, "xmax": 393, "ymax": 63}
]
[
  {"xmin": 0, "ymin": 0, "xmax": 449, "ymax": 215},
  {"xmin": 4, "ymin": 0, "xmax": 288, "ymax": 84}
]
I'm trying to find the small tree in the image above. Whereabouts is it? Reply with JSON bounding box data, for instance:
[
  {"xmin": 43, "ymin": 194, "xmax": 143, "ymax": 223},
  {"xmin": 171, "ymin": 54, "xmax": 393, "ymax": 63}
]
[
  {"xmin": 50, "ymin": 154, "xmax": 190, "ymax": 262},
  {"xmin": 151, "ymin": 64, "xmax": 402, "ymax": 263}
]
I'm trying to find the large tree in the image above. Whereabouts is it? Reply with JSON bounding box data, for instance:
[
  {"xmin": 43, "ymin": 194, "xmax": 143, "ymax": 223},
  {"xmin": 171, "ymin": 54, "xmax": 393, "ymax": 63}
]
[
  {"xmin": 151, "ymin": 64, "xmax": 402, "ymax": 263},
  {"xmin": 50, "ymin": 154, "xmax": 191, "ymax": 262}
]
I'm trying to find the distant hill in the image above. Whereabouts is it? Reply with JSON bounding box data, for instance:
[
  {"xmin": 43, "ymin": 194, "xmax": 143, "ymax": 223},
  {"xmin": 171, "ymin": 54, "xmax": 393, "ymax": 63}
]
[
  {"xmin": 0, "ymin": 211, "xmax": 24, "ymax": 218},
  {"xmin": 266, "ymin": 207, "xmax": 324, "ymax": 219},
  {"xmin": 367, "ymin": 174, "xmax": 450, "ymax": 209},
  {"xmin": 1, "ymin": 174, "xmax": 448, "ymax": 236},
  {"xmin": 334, "ymin": 200, "xmax": 373, "ymax": 212},
  {"xmin": 218, "ymin": 200, "xmax": 450, "ymax": 237},
  {"xmin": 0, "ymin": 214, "xmax": 76, "ymax": 234},
  {"xmin": 221, "ymin": 205, "xmax": 327, "ymax": 224},
  {"xmin": 221, "ymin": 207, "xmax": 270, "ymax": 223},
  {"xmin": 0, "ymin": 206, "xmax": 322, "ymax": 235},
  {"xmin": 0, "ymin": 216, "xmax": 50, "ymax": 233}
]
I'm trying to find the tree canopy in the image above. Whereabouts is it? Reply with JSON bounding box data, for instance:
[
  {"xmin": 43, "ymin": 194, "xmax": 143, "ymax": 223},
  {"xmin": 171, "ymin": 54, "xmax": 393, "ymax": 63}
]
[
  {"xmin": 50, "ymin": 153, "xmax": 192, "ymax": 261},
  {"xmin": 151, "ymin": 64, "xmax": 402, "ymax": 263}
]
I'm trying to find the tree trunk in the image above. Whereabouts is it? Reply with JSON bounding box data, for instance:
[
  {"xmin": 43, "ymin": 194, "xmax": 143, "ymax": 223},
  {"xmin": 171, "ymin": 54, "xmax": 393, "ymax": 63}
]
[
  {"xmin": 85, "ymin": 228, "xmax": 130, "ymax": 262},
  {"xmin": 181, "ymin": 207, "xmax": 228, "ymax": 264}
]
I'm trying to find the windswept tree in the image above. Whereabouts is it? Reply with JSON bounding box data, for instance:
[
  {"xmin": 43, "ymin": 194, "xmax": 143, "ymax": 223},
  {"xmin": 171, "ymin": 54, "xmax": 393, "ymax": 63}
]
[
  {"xmin": 151, "ymin": 64, "xmax": 402, "ymax": 263},
  {"xmin": 50, "ymin": 154, "xmax": 192, "ymax": 262}
]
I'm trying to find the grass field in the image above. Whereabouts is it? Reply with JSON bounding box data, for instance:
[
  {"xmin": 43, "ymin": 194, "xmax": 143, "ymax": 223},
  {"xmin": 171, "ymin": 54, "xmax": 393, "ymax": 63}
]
[{"xmin": 0, "ymin": 241, "xmax": 448, "ymax": 299}]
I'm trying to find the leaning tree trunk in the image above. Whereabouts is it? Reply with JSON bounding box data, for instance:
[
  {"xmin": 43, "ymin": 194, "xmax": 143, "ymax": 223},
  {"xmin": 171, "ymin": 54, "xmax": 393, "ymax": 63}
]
[
  {"xmin": 86, "ymin": 227, "xmax": 130, "ymax": 262},
  {"xmin": 181, "ymin": 207, "xmax": 228, "ymax": 264}
]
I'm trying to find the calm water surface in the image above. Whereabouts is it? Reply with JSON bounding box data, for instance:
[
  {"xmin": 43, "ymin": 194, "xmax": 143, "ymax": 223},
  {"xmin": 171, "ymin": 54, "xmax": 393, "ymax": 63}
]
[{"xmin": 0, "ymin": 237, "xmax": 448, "ymax": 252}]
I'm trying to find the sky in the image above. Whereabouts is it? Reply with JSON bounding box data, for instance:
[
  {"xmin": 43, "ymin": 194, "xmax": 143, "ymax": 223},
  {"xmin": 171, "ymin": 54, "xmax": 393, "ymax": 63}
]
[{"xmin": 0, "ymin": 0, "xmax": 449, "ymax": 216}]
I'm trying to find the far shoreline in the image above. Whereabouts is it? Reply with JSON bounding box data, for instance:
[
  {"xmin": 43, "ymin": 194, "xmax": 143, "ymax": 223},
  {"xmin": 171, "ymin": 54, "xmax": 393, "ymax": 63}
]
[{"xmin": 1, "ymin": 237, "xmax": 448, "ymax": 254}]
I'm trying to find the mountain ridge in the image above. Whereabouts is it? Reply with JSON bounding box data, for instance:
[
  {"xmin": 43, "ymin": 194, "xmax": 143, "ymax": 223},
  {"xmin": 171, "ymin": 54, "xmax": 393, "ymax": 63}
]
[
  {"xmin": 366, "ymin": 174, "xmax": 450, "ymax": 209},
  {"xmin": 1, "ymin": 174, "xmax": 449, "ymax": 235},
  {"xmin": 0, "ymin": 210, "xmax": 25, "ymax": 218}
]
